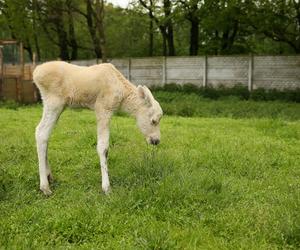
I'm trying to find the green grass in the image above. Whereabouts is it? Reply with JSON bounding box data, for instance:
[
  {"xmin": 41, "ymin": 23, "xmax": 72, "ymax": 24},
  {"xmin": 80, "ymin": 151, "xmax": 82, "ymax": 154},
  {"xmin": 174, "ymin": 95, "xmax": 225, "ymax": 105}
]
[{"xmin": 0, "ymin": 102, "xmax": 300, "ymax": 249}]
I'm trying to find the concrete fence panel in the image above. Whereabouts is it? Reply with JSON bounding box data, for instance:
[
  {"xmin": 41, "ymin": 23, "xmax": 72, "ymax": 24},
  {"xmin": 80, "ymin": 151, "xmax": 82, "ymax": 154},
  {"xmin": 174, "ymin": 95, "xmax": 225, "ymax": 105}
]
[
  {"xmin": 166, "ymin": 57, "xmax": 204, "ymax": 86},
  {"xmin": 207, "ymin": 56, "xmax": 249, "ymax": 87},
  {"xmin": 109, "ymin": 58, "xmax": 130, "ymax": 79},
  {"xmin": 253, "ymin": 56, "xmax": 300, "ymax": 90},
  {"xmin": 130, "ymin": 57, "xmax": 163, "ymax": 86},
  {"xmin": 71, "ymin": 59, "xmax": 98, "ymax": 66}
]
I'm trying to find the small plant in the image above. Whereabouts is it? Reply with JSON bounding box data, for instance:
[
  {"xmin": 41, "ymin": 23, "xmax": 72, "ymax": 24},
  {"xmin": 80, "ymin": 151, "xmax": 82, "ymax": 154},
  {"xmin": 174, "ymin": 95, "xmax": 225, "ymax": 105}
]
[
  {"xmin": 250, "ymin": 88, "xmax": 267, "ymax": 101},
  {"xmin": 161, "ymin": 83, "xmax": 182, "ymax": 92},
  {"xmin": 0, "ymin": 100, "xmax": 20, "ymax": 110},
  {"xmin": 182, "ymin": 83, "xmax": 200, "ymax": 93}
]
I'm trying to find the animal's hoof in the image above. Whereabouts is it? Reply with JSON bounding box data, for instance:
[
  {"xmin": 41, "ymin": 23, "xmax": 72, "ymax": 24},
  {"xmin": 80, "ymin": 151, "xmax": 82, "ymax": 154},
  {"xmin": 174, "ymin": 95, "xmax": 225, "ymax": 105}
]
[
  {"xmin": 102, "ymin": 185, "xmax": 111, "ymax": 195},
  {"xmin": 40, "ymin": 186, "xmax": 52, "ymax": 196}
]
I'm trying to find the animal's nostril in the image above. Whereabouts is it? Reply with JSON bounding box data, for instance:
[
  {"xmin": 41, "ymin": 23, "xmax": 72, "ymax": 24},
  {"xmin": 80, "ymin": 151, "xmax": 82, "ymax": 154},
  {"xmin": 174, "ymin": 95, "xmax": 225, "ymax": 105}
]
[{"xmin": 150, "ymin": 138, "xmax": 160, "ymax": 145}]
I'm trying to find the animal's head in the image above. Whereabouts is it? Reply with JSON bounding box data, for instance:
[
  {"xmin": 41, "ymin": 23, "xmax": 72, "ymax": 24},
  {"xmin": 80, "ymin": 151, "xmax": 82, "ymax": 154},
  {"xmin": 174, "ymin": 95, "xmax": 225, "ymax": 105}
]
[{"xmin": 136, "ymin": 85, "xmax": 163, "ymax": 145}]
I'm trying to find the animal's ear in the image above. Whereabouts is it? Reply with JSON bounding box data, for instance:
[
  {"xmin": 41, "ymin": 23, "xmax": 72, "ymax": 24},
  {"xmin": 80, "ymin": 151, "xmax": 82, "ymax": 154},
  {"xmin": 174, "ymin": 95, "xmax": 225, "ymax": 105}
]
[
  {"xmin": 137, "ymin": 85, "xmax": 146, "ymax": 99},
  {"xmin": 137, "ymin": 85, "xmax": 153, "ymax": 106}
]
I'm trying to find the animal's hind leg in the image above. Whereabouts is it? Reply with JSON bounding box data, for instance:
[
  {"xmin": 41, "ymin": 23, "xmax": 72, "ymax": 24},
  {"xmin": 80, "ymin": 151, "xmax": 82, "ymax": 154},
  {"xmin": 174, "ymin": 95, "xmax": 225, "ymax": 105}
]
[{"xmin": 35, "ymin": 100, "xmax": 64, "ymax": 195}]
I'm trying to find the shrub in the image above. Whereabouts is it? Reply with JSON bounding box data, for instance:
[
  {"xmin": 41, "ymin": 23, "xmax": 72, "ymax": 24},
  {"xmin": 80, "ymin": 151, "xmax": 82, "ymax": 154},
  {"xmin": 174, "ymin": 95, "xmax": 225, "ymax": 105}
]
[
  {"xmin": 202, "ymin": 86, "xmax": 221, "ymax": 99},
  {"xmin": 250, "ymin": 88, "xmax": 267, "ymax": 101},
  {"xmin": 284, "ymin": 88, "xmax": 300, "ymax": 102},
  {"xmin": 161, "ymin": 83, "xmax": 182, "ymax": 92},
  {"xmin": 229, "ymin": 84, "xmax": 250, "ymax": 100},
  {"xmin": 0, "ymin": 100, "xmax": 20, "ymax": 110},
  {"xmin": 182, "ymin": 83, "xmax": 200, "ymax": 93},
  {"xmin": 152, "ymin": 83, "xmax": 299, "ymax": 103}
]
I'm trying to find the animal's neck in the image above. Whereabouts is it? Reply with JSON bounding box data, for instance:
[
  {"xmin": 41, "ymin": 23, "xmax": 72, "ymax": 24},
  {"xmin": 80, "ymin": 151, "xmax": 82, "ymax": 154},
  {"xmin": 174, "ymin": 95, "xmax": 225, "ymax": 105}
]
[{"xmin": 121, "ymin": 86, "xmax": 142, "ymax": 116}]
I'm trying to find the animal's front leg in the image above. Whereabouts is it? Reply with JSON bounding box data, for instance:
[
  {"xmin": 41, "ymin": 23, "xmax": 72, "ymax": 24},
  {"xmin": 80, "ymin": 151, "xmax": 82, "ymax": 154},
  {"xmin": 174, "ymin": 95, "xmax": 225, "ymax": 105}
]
[
  {"xmin": 96, "ymin": 111, "xmax": 112, "ymax": 194},
  {"xmin": 36, "ymin": 103, "xmax": 64, "ymax": 195}
]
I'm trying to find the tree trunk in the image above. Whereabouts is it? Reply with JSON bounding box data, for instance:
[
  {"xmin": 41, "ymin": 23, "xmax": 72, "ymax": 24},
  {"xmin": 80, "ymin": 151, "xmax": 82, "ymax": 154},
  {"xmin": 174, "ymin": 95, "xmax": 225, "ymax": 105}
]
[
  {"xmin": 66, "ymin": 0, "xmax": 78, "ymax": 60},
  {"xmin": 167, "ymin": 25, "xmax": 175, "ymax": 56},
  {"xmin": 221, "ymin": 30, "xmax": 229, "ymax": 53},
  {"xmin": 50, "ymin": 1, "xmax": 69, "ymax": 60},
  {"xmin": 158, "ymin": 26, "xmax": 167, "ymax": 56},
  {"xmin": 221, "ymin": 21, "xmax": 238, "ymax": 54},
  {"xmin": 86, "ymin": 0, "xmax": 102, "ymax": 59},
  {"xmin": 149, "ymin": 15, "xmax": 154, "ymax": 56},
  {"xmin": 55, "ymin": 20, "xmax": 69, "ymax": 60},
  {"xmin": 32, "ymin": 0, "xmax": 41, "ymax": 61},
  {"xmin": 95, "ymin": 0, "xmax": 107, "ymax": 62},
  {"xmin": 23, "ymin": 41, "xmax": 33, "ymax": 61},
  {"xmin": 189, "ymin": 18, "xmax": 199, "ymax": 55},
  {"xmin": 163, "ymin": 0, "xmax": 175, "ymax": 56}
]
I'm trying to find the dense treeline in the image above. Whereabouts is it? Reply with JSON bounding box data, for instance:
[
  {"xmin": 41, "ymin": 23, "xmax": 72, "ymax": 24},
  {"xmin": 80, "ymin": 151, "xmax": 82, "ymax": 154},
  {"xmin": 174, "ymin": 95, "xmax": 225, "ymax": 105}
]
[{"xmin": 0, "ymin": 0, "xmax": 299, "ymax": 62}]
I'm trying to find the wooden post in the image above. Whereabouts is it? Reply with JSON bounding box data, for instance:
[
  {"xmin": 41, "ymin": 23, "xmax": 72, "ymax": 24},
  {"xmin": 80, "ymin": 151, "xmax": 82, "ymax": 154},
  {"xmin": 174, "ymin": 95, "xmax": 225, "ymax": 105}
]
[
  {"xmin": 162, "ymin": 56, "xmax": 166, "ymax": 85},
  {"xmin": 32, "ymin": 52, "xmax": 39, "ymax": 102},
  {"xmin": 248, "ymin": 54, "xmax": 253, "ymax": 91},
  {"xmin": 32, "ymin": 52, "xmax": 36, "ymax": 68},
  {"xmin": 203, "ymin": 55, "xmax": 207, "ymax": 88},
  {"xmin": 15, "ymin": 77, "xmax": 21, "ymax": 102},
  {"xmin": 128, "ymin": 58, "xmax": 131, "ymax": 81},
  {"xmin": 16, "ymin": 42, "xmax": 24, "ymax": 102}
]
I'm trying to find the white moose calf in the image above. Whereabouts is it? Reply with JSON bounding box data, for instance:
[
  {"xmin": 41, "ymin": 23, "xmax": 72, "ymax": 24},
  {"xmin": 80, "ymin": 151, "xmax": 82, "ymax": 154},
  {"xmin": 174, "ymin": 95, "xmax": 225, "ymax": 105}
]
[{"xmin": 33, "ymin": 61, "xmax": 163, "ymax": 195}]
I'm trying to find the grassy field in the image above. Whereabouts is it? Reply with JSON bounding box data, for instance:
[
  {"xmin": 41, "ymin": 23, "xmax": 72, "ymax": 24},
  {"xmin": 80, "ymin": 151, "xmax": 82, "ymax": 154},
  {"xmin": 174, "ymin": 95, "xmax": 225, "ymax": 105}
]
[{"xmin": 0, "ymin": 100, "xmax": 300, "ymax": 249}]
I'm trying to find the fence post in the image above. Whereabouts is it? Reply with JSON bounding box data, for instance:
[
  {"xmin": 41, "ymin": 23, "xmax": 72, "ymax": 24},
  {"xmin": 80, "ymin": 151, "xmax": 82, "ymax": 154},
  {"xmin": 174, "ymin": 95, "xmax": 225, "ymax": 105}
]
[
  {"xmin": 32, "ymin": 52, "xmax": 39, "ymax": 102},
  {"xmin": 203, "ymin": 55, "xmax": 207, "ymax": 88},
  {"xmin": 17, "ymin": 42, "xmax": 24, "ymax": 102},
  {"xmin": 162, "ymin": 56, "xmax": 167, "ymax": 85},
  {"xmin": 248, "ymin": 54, "xmax": 253, "ymax": 91},
  {"xmin": 128, "ymin": 58, "xmax": 131, "ymax": 81}
]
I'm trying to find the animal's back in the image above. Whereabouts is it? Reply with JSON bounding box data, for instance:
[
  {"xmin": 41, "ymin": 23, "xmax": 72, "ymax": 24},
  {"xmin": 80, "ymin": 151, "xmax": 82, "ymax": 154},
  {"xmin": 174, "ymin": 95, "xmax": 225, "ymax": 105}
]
[
  {"xmin": 33, "ymin": 61, "xmax": 83, "ymax": 94},
  {"xmin": 33, "ymin": 61, "xmax": 127, "ymax": 107}
]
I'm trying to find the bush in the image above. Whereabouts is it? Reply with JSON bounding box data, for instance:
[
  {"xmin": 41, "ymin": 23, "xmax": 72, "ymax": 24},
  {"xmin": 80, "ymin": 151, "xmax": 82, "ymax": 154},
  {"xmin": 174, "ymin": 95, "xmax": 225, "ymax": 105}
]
[
  {"xmin": 161, "ymin": 83, "xmax": 182, "ymax": 92},
  {"xmin": 182, "ymin": 83, "xmax": 200, "ymax": 93},
  {"xmin": 202, "ymin": 87, "xmax": 221, "ymax": 99},
  {"xmin": 250, "ymin": 88, "xmax": 267, "ymax": 101},
  {"xmin": 151, "ymin": 83, "xmax": 300, "ymax": 103},
  {"xmin": 0, "ymin": 100, "xmax": 20, "ymax": 110}
]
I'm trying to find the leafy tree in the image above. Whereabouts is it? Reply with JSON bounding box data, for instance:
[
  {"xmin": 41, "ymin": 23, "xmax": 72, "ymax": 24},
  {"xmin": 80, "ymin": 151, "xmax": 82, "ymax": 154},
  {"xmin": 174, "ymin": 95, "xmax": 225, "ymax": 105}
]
[
  {"xmin": 200, "ymin": 0, "xmax": 249, "ymax": 55},
  {"xmin": 1, "ymin": 0, "xmax": 300, "ymax": 61},
  {"xmin": 138, "ymin": 0, "xmax": 176, "ymax": 56},
  {"xmin": 176, "ymin": 0, "xmax": 203, "ymax": 55},
  {"xmin": 246, "ymin": 0, "xmax": 300, "ymax": 53}
]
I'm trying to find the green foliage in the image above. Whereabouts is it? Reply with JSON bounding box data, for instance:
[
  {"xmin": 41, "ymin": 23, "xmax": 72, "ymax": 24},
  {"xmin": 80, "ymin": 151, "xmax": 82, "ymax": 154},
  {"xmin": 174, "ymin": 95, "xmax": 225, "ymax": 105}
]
[
  {"xmin": 1, "ymin": 0, "xmax": 300, "ymax": 60},
  {"xmin": 250, "ymin": 88, "xmax": 300, "ymax": 103},
  {"xmin": 152, "ymin": 83, "xmax": 300, "ymax": 103},
  {"xmin": 0, "ymin": 106, "xmax": 300, "ymax": 249},
  {"xmin": 0, "ymin": 100, "xmax": 21, "ymax": 110},
  {"xmin": 152, "ymin": 90, "xmax": 300, "ymax": 120}
]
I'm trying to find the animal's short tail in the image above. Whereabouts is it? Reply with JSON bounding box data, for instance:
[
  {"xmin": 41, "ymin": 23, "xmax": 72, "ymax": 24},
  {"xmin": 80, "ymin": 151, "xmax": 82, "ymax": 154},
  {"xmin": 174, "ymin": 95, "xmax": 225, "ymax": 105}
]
[{"xmin": 32, "ymin": 64, "xmax": 43, "ymax": 89}]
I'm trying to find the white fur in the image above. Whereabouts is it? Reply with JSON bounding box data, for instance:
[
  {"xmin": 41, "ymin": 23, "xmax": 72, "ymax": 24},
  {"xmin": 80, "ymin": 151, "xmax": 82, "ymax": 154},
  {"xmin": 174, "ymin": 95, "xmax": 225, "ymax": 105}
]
[{"xmin": 33, "ymin": 61, "xmax": 163, "ymax": 195}]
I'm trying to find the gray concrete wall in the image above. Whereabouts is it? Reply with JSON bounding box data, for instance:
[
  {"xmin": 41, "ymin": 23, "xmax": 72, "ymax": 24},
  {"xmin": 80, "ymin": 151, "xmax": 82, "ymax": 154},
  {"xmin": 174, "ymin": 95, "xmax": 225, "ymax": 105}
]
[
  {"xmin": 72, "ymin": 55, "xmax": 300, "ymax": 90},
  {"xmin": 2, "ymin": 55, "xmax": 299, "ymax": 103}
]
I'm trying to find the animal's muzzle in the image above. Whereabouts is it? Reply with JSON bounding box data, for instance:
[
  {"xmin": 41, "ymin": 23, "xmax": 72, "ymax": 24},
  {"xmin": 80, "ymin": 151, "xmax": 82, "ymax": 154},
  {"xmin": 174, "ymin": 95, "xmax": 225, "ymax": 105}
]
[{"xmin": 150, "ymin": 138, "xmax": 160, "ymax": 145}]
